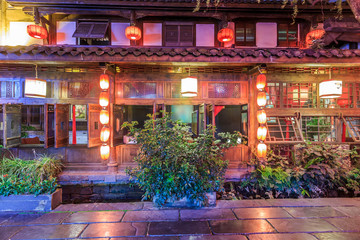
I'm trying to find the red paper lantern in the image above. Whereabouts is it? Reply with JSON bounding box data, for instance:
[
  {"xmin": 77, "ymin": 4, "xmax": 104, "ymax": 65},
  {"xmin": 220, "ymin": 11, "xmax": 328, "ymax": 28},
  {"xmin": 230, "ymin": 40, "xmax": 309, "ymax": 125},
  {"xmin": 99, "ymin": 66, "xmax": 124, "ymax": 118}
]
[
  {"xmin": 100, "ymin": 126, "xmax": 110, "ymax": 142},
  {"xmin": 100, "ymin": 74, "xmax": 110, "ymax": 90},
  {"xmin": 257, "ymin": 143, "xmax": 267, "ymax": 158},
  {"xmin": 100, "ymin": 110, "xmax": 109, "ymax": 125},
  {"xmin": 257, "ymin": 92, "xmax": 267, "ymax": 107},
  {"xmin": 306, "ymin": 29, "xmax": 325, "ymax": 46},
  {"xmin": 217, "ymin": 28, "xmax": 234, "ymax": 43},
  {"xmin": 27, "ymin": 25, "xmax": 48, "ymax": 39},
  {"xmin": 257, "ymin": 126, "xmax": 267, "ymax": 141},
  {"xmin": 256, "ymin": 74, "xmax": 267, "ymax": 91},
  {"xmin": 99, "ymin": 91, "xmax": 109, "ymax": 107},
  {"xmin": 125, "ymin": 26, "xmax": 142, "ymax": 40},
  {"xmin": 100, "ymin": 144, "xmax": 110, "ymax": 160},
  {"xmin": 257, "ymin": 110, "xmax": 267, "ymax": 124}
]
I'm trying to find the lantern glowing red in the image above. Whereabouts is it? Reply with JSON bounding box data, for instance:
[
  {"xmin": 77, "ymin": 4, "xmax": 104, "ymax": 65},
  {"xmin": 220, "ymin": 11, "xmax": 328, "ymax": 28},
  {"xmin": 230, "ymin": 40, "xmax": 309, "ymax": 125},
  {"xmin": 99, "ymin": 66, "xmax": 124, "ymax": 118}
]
[
  {"xmin": 27, "ymin": 25, "xmax": 48, "ymax": 39},
  {"xmin": 100, "ymin": 74, "xmax": 110, "ymax": 90},
  {"xmin": 256, "ymin": 74, "xmax": 267, "ymax": 91},
  {"xmin": 257, "ymin": 110, "xmax": 267, "ymax": 124},
  {"xmin": 257, "ymin": 92, "xmax": 267, "ymax": 107},
  {"xmin": 125, "ymin": 26, "xmax": 142, "ymax": 40},
  {"xmin": 306, "ymin": 29, "xmax": 325, "ymax": 46},
  {"xmin": 100, "ymin": 126, "xmax": 110, "ymax": 142},
  {"xmin": 257, "ymin": 143, "xmax": 267, "ymax": 158},
  {"xmin": 257, "ymin": 126, "xmax": 267, "ymax": 141},
  {"xmin": 217, "ymin": 28, "xmax": 234, "ymax": 43},
  {"xmin": 99, "ymin": 92, "xmax": 109, "ymax": 107},
  {"xmin": 100, "ymin": 110, "xmax": 109, "ymax": 125},
  {"xmin": 100, "ymin": 144, "xmax": 110, "ymax": 160}
]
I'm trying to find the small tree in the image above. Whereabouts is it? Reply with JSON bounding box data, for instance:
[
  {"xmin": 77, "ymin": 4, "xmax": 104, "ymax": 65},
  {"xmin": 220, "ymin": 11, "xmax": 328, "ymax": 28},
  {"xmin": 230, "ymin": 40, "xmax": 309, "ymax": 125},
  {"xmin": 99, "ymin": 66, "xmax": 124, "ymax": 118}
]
[{"xmin": 122, "ymin": 112, "xmax": 242, "ymax": 206}]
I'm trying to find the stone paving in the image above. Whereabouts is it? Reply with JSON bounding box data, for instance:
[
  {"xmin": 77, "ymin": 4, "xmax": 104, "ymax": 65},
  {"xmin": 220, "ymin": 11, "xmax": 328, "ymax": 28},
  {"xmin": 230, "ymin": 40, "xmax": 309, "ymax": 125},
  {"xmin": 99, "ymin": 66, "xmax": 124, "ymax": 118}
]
[{"xmin": 1, "ymin": 198, "xmax": 360, "ymax": 239}]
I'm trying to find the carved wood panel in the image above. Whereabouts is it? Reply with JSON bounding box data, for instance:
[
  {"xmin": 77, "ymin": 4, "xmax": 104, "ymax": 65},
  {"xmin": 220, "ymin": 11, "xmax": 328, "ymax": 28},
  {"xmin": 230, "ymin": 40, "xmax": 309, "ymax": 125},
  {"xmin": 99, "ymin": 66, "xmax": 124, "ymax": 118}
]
[
  {"xmin": 45, "ymin": 104, "xmax": 55, "ymax": 148},
  {"xmin": 87, "ymin": 104, "xmax": 103, "ymax": 148},
  {"xmin": 55, "ymin": 104, "xmax": 69, "ymax": 148},
  {"xmin": 3, "ymin": 104, "xmax": 22, "ymax": 148},
  {"xmin": 111, "ymin": 104, "xmax": 124, "ymax": 147}
]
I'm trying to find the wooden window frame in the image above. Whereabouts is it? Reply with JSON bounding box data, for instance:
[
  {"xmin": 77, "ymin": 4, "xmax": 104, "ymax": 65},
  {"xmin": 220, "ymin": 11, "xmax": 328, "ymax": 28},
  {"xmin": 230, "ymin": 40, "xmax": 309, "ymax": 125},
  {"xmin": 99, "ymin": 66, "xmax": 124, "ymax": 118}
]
[
  {"xmin": 266, "ymin": 115, "xmax": 303, "ymax": 143},
  {"xmin": 235, "ymin": 21, "xmax": 256, "ymax": 46},
  {"xmin": 163, "ymin": 22, "xmax": 195, "ymax": 47},
  {"xmin": 74, "ymin": 20, "xmax": 111, "ymax": 46},
  {"xmin": 301, "ymin": 116, "xmax": 336, "ymax": 142},
  {"xmin": 277, "ymin": 23, "xmax": 298, "ymax": 48}
]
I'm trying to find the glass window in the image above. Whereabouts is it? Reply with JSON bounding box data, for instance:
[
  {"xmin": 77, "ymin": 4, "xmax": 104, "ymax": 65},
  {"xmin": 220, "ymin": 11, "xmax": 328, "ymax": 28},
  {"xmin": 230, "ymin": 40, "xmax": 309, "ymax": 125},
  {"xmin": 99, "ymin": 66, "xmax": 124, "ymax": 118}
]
[
  {"xmin": 124, "ymin": 105, "xmax": 153, "ymax": 129},
  {"xmin": 235, "ymin": 22, "xmax": 255, "ymax": 46},
  {"xmin": 302, "ymin": 116, "xmax": 336, "ymax": 142},
  {"xmin": 278, "ymin": 23, "xmax": 298, "ymax": 47},
  {"xmin": 124, "ymin": 82, "xmax": 157, "ymax": 98},
  {"xmin": 208, "ymin": 83, "xmax": 241, "ymax": 98}
]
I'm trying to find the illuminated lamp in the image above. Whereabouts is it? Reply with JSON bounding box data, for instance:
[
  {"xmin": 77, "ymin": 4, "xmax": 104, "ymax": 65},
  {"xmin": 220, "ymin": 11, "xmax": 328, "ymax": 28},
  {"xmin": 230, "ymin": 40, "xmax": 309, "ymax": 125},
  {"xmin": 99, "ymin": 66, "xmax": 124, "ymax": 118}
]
[
  {"xmin": 319, "ymin": 80, "xmax": 342, "ymax": 99},
  {"xmin": 257, "ymin": 126, "xmax": 267, "ymax": 141},
  {"xmin": 27, "ymin": 24, "xmax": 48, "ymax": 39},
  {"xmin": 100, "ymin": 74, "xmax": 110, "ymax": 90},
  {"xmin": 257, "ymin": 91, "xmax": 267, "ymax": 107},
  {"xmin": 217, "ymin": 28, "xmax": 234, "ymax": 42},
  {"xmin": 99, "ymin": 91, "xmax": 109, "ymax": 107},
  {"xmin": 257, "ymin": 110, "xmax": 267, "ymax": 124},
  {"xmin": 181, "ymin": 76, "xmax": 198, "ymax": 97},
  {"xmin": 24, "ymin": 78, "xmax": 47, "ymax": 98},
  {"xmin": 100, "ymin": 126, "xmax": 110, "ymax": 142},
  {"xmin": 257, "ymin": 143, "xmax": 267, "ymax": 158},
  {"xmin": 100, "ymin": 110, "xmax": 110, "ymax": 125},
  {"xmin": 256, "ymin": 74, "xmax": 267, "ymax": 91},
  {"xmin": 125, "ymin": 26, "xmax": 142, "ymax": 40},
  {"xmin": 306, "ymin": 29, "xmax": 325, "ymax": 46},
  {"xmin": 100, "ymin": 144, "xmax": 110, "ymax": 160}
]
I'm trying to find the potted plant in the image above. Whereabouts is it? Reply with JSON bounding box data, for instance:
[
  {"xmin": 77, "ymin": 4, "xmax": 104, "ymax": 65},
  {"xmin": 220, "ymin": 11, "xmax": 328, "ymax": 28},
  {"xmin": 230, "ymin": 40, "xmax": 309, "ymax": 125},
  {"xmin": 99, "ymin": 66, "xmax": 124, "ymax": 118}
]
[{"xmin": 122, "ymin": 112, "xmax": 241, "ymax": 207}]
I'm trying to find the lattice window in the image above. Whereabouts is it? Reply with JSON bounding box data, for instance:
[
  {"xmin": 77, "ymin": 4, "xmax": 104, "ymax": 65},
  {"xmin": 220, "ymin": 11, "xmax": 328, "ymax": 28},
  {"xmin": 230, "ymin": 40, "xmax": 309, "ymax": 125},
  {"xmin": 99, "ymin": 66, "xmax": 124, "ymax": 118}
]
[
  {"xmin": 356, "ymin": 83, "xmax": 360, "ymax": 108},
  {"xmin": 266, "ymin": 116, "xmax": 303, "ymax": 142},
  {"xmin": 0, "ymin": 81, "xmax": 20, "ymax": 98},
  {"xmin": 266, "ymin": 83, "xmax": 281, "ymax": 108},
  {"xmin": 301, "ymin": 116, "xmax": 336, "ymax": 142},
  {"xmin": 283, "ymin": 83, "xmax": 317, "ymax": 108},
  {"xmin": 341, "ymin": 116, "xmax": 360, "ymax": 142}
]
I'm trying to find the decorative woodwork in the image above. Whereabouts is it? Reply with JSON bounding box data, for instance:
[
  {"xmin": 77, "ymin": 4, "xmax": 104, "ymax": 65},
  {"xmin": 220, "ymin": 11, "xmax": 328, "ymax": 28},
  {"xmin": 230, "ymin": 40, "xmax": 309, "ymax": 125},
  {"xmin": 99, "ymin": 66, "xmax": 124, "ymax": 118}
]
[
  {"xmin": 87, "ymin": 104, "xmax": 103, "ymax": 148},
  {"xmin": 45, "ymin": 103, "xmax": 55, "ymax": 148},
  {"xmin": 110, "ymin": 104, "xmax": 124, "ymax": 147},
  {"xmin": 55, "ymin": 104, "xmax": 69, "ymax": 148}
]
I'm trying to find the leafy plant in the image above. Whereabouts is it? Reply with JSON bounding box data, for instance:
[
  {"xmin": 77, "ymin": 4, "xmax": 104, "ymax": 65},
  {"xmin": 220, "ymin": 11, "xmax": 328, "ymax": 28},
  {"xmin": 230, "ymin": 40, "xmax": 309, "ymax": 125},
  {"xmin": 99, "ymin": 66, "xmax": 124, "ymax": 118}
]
[
  {"xmin": 122, "ymin": 112, "xmax": 240, "ymax": 206},
  {"xmin": 21, "ymin": 125, "xmax": 37, "ymax": 138}
]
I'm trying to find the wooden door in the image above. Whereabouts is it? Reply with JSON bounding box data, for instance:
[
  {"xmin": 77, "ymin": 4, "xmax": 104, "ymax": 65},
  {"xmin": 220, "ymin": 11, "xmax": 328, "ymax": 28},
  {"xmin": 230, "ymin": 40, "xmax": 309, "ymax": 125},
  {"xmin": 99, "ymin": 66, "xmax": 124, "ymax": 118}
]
[
  {"xmin": 2, "ymin": 104, "xmax": 21, "ymax": 148},
  {"xmin": 45, "ymin": 104, "xmax": 55, "ymax": 148},
  {"xmin": 87, "ymin": 104, "xmax": 103, "ymax": 148},
  {"xmin": 111, "ymin": 104, "xmax": 124, "ymax": 147},
  {"xmin": 153, "ymin": 103, "xmax": 166, "ymax": 118},
  {"xmin": 55, "ymin": 104, "xmax": 69, "ymax": 148}
]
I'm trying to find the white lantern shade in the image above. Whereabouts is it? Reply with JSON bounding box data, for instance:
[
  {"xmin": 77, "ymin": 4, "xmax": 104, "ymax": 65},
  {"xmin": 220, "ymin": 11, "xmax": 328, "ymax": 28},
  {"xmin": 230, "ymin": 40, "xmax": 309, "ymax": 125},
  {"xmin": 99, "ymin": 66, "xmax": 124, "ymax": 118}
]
[
  {"xmin": 319, "ymin": 80, "xmax": 342, "ymax": 99},
  {"xmin": 24, "ymin": 78, "xmax": 47, "ymax": 98},
  {"xmin": 181, "ymin": 77, "xmax": 198, "ymax": 97}
]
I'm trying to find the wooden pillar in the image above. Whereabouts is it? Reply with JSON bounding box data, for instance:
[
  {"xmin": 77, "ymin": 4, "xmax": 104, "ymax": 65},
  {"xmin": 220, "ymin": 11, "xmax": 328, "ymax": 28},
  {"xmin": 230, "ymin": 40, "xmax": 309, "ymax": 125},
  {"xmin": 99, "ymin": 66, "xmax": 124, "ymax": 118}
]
[
  {"xmin": 248, "ymin": 75, "xmax": 257, "ymax": 150},
  {"xmin": 107, "ymin": 69, "xmax": 118, "ymax": 172}
]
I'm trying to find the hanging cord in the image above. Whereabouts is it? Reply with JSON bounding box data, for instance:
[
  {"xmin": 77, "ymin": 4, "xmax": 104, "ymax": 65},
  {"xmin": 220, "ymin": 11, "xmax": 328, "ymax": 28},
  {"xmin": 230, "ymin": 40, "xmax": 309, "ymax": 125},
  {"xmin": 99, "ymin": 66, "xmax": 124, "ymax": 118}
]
[
  {"xmin": 329, "ymin": 67, "xmax": 332, "ymax": 79},
  {"xmin": 35, "ymin": 64, "xmax": 38, "ymax": 79}
]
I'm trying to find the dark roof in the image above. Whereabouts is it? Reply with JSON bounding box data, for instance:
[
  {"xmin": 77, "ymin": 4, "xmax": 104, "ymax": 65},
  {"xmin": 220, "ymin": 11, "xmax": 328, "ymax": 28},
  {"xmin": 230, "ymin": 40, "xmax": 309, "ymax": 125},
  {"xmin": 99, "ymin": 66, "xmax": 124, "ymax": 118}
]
[{"xmin": 0, "ymin": 45, "xmax": 359, "ymax": 64}]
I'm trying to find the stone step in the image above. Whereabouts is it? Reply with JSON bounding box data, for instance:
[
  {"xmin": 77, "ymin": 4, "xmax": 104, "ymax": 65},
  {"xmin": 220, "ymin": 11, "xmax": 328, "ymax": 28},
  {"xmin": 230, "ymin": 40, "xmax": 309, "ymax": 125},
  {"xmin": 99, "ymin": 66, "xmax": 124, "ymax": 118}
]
[{"xmin": 63, "ymin": 163, "xmax": 108, "ymax": 172}]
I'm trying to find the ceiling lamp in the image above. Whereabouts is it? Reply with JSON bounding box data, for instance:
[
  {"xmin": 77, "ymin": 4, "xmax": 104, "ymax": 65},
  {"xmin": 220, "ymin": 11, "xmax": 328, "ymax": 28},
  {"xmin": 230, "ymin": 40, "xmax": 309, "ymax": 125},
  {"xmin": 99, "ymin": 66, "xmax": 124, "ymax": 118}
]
[
  {"xmin": 181, "ymin": 76, "xmax": 198, "ymax": 97},
  {"xmin": 27, "ymin": 24, "xmax": 48, "ymax": 39},
  {"xmin": 306, "ymin": 29, "xmax": 325, "ymax": 47},
  {"xmin": 125, "ymin": 26, "xmax": 142, "ymax": 41},
  {"xmin": 217, "ymin": 28, "xmax": 234, "ymax": 43},
  {"xmin": 319, "ymin": 80, "xmax": 342, "ymax": 99}
]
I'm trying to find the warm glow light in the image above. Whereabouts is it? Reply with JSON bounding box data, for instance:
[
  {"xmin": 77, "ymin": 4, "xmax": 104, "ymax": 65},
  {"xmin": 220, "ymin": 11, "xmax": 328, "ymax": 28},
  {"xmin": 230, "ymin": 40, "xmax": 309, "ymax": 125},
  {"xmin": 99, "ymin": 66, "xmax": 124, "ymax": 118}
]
[
  {"xmin": 257, "ymin": 110, "xmax": 267, "ymax": 124},
  {"xmin": 319, "ymin": 80, "xmax": 342, "ymax": 99},
  {"xmin": 100, "ymin": 110, "xmax": 110, "ymax": 125},
  {"xmin": 100, "ymin": 74, "xmax": 110, "ymax": 90},
  {"xmin": 181, "ymin": 77, "xmax": 198, "ymax": 97},
  {"xmin": 125, "ymin": 26, "xmax": 142, "ymax": 41},
  {"xmin": 257, "ymin": 143, "xmax": 267, "ymax": 158},
  {"xmin": 257, "ymin": 126, "xmax": 267, "ymax": 141},
  {"xmin": 100, "ymin": 144, "xmax": 110, "ymax": 160},
  {"xmin": 24, "ymin": 78, "xmax": 47, "ymax": 98},
  {"xmin": 306, "ymin": 29, "xmax": 325, "ymax": 47},
  {"xmin": 27, "ymin": 25, "xmax": 48, "ymax": 39},
  {"xmin": 100, "ymin": 126, "xmax": 110, "ymax": 142},
  {"xmin": 257, "ymin": 92, "xmax": 267, "ymax": 107},
  {"xmin": 99, "ymin": 91, "xmax": 109, "ymax": 107},
  {"xmin": 217, "ymin": 28, "xmax": 234, "ymax": 43},
  {"xmin": 256, "ymin": 74, "xmax": 267, "ymax": 91}
]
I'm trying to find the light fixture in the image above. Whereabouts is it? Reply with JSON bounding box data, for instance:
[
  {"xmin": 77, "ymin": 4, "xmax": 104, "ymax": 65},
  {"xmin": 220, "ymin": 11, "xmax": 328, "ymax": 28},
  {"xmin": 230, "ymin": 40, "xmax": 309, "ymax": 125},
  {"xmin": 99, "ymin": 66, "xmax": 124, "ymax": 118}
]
[
  {"xmin": 125, "ymin": 25, "xmax": 142, "ymax": 41},
  {"xmin": 100, "ymin": 126, "xmax": 110, "ymax": 142},
  {"xmin": 99, "ymin": 91, "xmax": 109, "ymax": 107},
  {"xmin": 306, "ymin": 29, "xmax": 325, "ymax": 47},
  {"xmin": 256, "ymin": 74, "xmax": 267, "ymax": 91},
  {"xmin": 100, "ymin": 109, "xmax": 110, "ymax": 125},
  {"xmin": 100, "ymin": 144, "xmax": 110, "ymax": 160},
  {"xmin": 257, "ymin": 143, "xmax": 267, "ymax": 158},
  {"xmin": 181, "ymin": 76, "xmax": 198, "ymax": 97},
  {"xmin": 257, "ymin": 126, "xmax": 267, "ymax": 141},
  {"xmin": 257, "ymin": 92, "xmax": 267, "ymax": 107},
  {"xmin": 217, "ymin": 27, "xmax": 234, "ymax": 43},
  {"xmin": 100, "ymin": 74, "xmax": 110, "ymax": 90},
  {"xmin": 257, "ymin": 110, "xmax": 267, "ymax": 124},
  {"xmin": 319, "ymin": 68, "xmax": 342, "ymax": 99},
  {"xmin": 27, "ymin": 25, "xmax": 48, "ymax": 39}
]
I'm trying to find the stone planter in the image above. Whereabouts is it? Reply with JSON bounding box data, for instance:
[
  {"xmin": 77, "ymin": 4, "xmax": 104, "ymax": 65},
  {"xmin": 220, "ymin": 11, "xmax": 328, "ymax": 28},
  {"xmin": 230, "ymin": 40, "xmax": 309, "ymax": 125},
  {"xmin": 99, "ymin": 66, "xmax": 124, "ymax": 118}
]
[
  {"xmin": 154, "ymin": 192, "xmax": 216, "ymax": 208},
  {"xmin": 0, "ymin": 188, "xmax": 62, "ymax": 212}
]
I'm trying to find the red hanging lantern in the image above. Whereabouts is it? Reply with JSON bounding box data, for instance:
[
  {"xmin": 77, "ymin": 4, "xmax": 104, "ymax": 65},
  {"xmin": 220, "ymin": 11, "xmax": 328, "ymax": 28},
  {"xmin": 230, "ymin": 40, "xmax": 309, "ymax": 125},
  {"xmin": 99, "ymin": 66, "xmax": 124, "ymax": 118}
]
[
  {"xmin": 306, "ymin": 29, "xmax": 325, "ymax": 46},
  {"xmin": 100, "ymin": 110, "xmax": 109, "ymax": 125},
  {"xmin": 100, "ymin": 126, "xmax": 110, "ymax": 142},
  {"xmin": 257, "ymin": 143, "xmax": 267, "ymax": 158},
  {"xmin": 100, "ymin": 144, "xmax": 110, "ymax": 160},
  {"xmin": 257, "ymin": 92, "xmax": 267, "ymax": 107},
  {"xmin": 257, "ymin": 110, "xmax": 267, "ymax": 124},
  {"xmin": 100, "ymin": 74, "xmax": 110, "ymax": 90},
  {"xmin": 256, "ymin": 74, "xmax": 267, "ymax": 91},
  {"xmin": 27, "ymin": 25, "xmax": 48, "ymax": 39},
  {"xmin": 217, "ymin": 28, "xmax": 234, "ymax": 43},
  {"xmin": 99, "ymin": 92, "xmax": 109, "ymax": 107},
  {"xmin": 125, "ymin": 26, "xmax": 142, "ymax": 41},
  {"xmin": 257, "ymin": 126, "xmax": 267, "ymax": 141}
]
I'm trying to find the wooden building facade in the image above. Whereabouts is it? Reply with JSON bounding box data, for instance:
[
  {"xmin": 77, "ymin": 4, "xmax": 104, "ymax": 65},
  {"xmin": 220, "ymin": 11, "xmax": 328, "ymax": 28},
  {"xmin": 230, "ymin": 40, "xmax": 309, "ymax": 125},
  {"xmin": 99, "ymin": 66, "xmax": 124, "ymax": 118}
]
[{"xmin": 1, "ymin": 0, "xmax": 360, "ymax": 182}]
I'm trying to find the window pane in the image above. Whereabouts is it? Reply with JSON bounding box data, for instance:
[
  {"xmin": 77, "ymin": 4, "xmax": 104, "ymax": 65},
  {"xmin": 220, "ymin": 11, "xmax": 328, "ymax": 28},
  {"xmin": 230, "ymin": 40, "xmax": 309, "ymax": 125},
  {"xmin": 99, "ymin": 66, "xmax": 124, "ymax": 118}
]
[
  {"xmin": 208, "ymin": 83, "xmax": 241, "ymax": 98},
  {"xmin": 124, "ymin": 105, "xmax": 153, "ymax": 129},
  {"xmin": 246, "ymin": 24, "xmax": 255, "ymax": 42},
  {"xmin": 302, "ymin": 116, "xmax": 335, "ymax": 142},
  {"xmin": 123, "ymin": 82, "xmax": 156, "ymax": 98},
  {"xmin": 171, "ymin": 82, "xmax": 182, "ymax": 98},
  {"xmin": 235, "ymin": 27, "xmax": 245, "ymax": 42}
]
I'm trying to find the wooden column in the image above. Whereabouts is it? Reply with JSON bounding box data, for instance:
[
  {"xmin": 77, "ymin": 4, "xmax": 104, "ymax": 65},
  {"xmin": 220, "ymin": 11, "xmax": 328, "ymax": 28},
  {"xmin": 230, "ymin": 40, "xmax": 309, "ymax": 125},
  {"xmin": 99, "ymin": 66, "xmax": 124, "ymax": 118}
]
[
  {"xmin": 248, "ymin": 75, "xmax": 257, "ymax": 151},
  {"xmin": 107, "ymin": 70, "xmax": 118, "ymax": 173}
]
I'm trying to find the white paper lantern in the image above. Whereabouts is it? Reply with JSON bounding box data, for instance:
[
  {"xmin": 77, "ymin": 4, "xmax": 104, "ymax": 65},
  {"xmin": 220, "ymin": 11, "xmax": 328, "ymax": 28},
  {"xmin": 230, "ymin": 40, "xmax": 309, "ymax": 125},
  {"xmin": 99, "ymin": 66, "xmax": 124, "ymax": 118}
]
[
  {"xmin": 319, "ymin": 80, "xmax": 342, "ymax": 99},
  {"xmin": 181, "ymin": 77, "xmax": 198, "ymax": 97},
  {"xmin": 24, "ymin": 78, "xmax": 47, "ymax": 98}
]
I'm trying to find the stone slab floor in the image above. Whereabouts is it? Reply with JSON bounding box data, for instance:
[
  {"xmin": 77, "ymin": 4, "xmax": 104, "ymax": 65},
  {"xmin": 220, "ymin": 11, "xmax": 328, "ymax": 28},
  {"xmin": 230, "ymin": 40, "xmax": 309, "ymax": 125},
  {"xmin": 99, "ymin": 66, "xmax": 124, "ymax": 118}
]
[{"xmin": 1, "ymin": 198, "xmax": 360, "ymax": 240}]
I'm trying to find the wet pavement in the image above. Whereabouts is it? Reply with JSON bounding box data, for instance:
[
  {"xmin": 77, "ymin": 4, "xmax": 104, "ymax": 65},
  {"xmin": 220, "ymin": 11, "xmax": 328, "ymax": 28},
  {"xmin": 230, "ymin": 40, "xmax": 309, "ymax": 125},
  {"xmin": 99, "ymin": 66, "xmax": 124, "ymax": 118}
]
[{"xmin": 1, "ymin": 198, "xmax": 360, "ymax": 239}]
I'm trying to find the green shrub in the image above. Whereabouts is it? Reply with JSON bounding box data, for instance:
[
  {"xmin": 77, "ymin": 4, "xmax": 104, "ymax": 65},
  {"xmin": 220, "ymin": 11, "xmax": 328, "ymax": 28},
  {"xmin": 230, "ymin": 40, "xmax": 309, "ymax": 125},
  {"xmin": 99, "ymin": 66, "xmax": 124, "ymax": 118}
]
[
  {"xmin": 0, "ymin": 154, "xmax": 63, "ymax": 196},
  {"xmin": 123, "ymin": 112, "xmax": 240, "ymax": 206}
]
